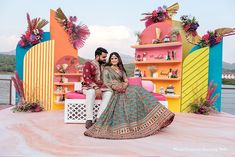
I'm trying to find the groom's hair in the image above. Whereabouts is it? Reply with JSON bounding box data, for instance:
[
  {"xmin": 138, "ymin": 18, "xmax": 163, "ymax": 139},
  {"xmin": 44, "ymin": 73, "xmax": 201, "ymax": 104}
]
[{"xmin": 95, "ymin": 47, "xmax": 108, "ymax": 57}]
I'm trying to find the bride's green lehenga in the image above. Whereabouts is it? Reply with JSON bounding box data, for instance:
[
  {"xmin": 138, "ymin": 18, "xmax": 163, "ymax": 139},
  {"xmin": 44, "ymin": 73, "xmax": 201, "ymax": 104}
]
[{"xmin": 84, "ymin": 66, "xmax": 175, "ymax": 139}]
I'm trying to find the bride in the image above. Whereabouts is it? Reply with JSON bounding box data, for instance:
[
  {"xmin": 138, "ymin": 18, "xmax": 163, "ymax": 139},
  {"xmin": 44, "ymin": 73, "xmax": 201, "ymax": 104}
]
[{"xmin": 84, "ymin": 52, "xmax": 175, "ymax": 139}]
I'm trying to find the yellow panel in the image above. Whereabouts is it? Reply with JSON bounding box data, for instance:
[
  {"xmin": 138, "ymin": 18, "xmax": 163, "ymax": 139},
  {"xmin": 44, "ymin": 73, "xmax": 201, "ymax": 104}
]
[
  {"xmin": 167, "ymin": 98, "xmax": 181, "ymax": 112},
  {"xmin": 23, "ymin": 40, "xmax": 55, "ymax": 111},
  {"xmin": 181, "ymin": 47, "xmax": 209, "ymax": 112}
]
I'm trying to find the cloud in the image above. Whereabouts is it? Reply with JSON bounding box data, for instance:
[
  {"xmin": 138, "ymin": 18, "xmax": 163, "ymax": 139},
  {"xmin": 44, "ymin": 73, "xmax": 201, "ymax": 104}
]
[
  {"xmin": 0, "ymin": 35, "xmax": 19, "ymax": 52},
  {"xmin": 78, "ymin": 25, "xmax": 136, "ymax": 59}
]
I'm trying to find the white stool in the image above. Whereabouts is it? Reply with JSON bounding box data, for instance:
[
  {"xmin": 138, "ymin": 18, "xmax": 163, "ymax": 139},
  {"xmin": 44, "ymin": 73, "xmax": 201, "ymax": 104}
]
[{"xmin": 64, "ymin": 98, "xmax": 101, "ymax": 123}]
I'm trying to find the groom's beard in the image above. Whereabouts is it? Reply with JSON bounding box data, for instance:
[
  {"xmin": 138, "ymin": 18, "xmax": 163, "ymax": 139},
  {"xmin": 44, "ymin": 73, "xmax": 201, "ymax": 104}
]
[{"xmin": 98, "ymin": 60, "xmax": 106, "ymax": 65}]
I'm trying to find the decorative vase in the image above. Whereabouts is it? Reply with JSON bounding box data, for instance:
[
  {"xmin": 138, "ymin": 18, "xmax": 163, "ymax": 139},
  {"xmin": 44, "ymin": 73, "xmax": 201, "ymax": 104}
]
[
  {"xmin": 155, "ymin": 27, "xmax": 161, "ymax": 40},
  {"xmin": 153, "ymin": 72, "xmax": 158, "ymax": 78}
]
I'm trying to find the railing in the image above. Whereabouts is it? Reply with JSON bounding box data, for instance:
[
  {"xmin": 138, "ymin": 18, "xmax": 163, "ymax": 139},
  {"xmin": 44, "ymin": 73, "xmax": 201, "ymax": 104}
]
[
  {"xmin": 0, "ymin": 78, "xmax": 12, "ymax": 105},
  {"xmin": 221, "ymin": 86, "xmax": 235, "ymax": 115}
]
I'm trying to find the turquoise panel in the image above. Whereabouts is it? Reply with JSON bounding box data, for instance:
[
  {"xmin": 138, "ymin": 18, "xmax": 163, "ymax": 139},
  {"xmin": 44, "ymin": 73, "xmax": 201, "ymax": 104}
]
[{"xmin": 16, "ymin": 32, "xmax": 50, "ymax": 80}]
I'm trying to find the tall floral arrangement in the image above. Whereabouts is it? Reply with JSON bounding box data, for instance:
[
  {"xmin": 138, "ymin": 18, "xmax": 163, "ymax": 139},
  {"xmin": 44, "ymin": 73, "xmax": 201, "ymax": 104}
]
[
  {"xmin": 11, "ymin": 71, "xmax": 43, "ymax": 112},
  {"xmin": 190, "ymin": 81, "xmax": 219, "ymax": 115},
  {"xmin": 55, "ymin": 8, "xmax": 90, "ymax": 49},
  {"xmin": 18, "ymin": 13, "xmax": 48, "ymax": 48}
]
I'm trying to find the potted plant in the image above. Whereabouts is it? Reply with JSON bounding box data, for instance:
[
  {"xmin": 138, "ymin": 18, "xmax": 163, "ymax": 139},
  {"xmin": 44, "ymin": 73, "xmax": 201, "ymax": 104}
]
[
  {"xmin": 135, "ymin": 31, "xmax": 142, "ymax": 45},
  {"xmin": 171, "ymin": 29, "xmax": 179, "ymax": 42}
]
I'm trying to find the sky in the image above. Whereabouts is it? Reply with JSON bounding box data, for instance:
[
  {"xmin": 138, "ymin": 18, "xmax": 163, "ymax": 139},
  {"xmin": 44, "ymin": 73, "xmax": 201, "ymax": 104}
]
[{"xmin": 0, "ymin": 0, "xmax": 235, "ymax": 63}]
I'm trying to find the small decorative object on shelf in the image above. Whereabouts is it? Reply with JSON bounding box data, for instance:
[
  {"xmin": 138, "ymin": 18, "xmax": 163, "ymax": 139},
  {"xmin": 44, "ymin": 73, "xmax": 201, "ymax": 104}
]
[
  {"xmin": 153, "ymin": 71, "xmax": 158, "ymax": 78},
  {"xmin": 56, "ymin": 95, "xmax": 65, "ymax": 102},
  {"xmin": 163, "ymin": 35, "xmax": 171, "ymax": 42},
  {"xmin": 171, "ymin": 69, "xmax": 178, "ymax": 78},
  {"xmin": 154, "ymin": 54, "xmax": 164, "ymax": 60},
  {"xmin": 160, "ymin": 71, "xmax": 168, "ymax": 78},
  {"xmin": 136, "ymin": 54, "xmax": 142, "ymax": 61},
  {"xmin": 159, "ymin": 87, "xmax": 165, "ymax": 95},
  {"xmin": 61, "ymin": 76, "xmax": 68, "ymax": 83},
  {"xmin": 143, "ymin": 52, "xmax": 147, "ymax": 61},
  {"xmin": 56, "ymin": 86, "xmax": 63, "ymax": 92},
  {"xmin": 167, "ymin": 51, "xmax": 171, "ymax": 60},
  {"xmin": 155, "ymin": 27, "xmax": 161, "ymax": 43},
  {"xmin": 148, "ymin": 66, "xmax": 157, "ymax": 77},
  {"xmin": 56, "ymin": 63, "xmax": 68, "ymax": 73},
  {"xmin": 171, "ymin": 51, "xmax": 175, "ymax": 60},
  {"xmin": 75, "ymin": 65, "xmax": 84, "ymax": 73},
  {"xmin": 168, "ymin": 69, "xmax": 173, "ymax": 78},
  {"xmin": 134, "ymin": 68, "xmax": 142, "ymax": 77},
  {"xmin": 18, "ymin": 13, "xmax": 49, "ymax": 48},
  {"xmin": 171, "ymin": 29, "xmax": 179, "ymax": 42},
  {"xmin": 64, "ymin": 87, "xmax": 68, "ymax": 93},
  {"xmin": 142, "ymin": 71, "xmax": 147, "ymax": 77},
  {"xmin": 165, "ymin": 85, "xmax": 175, "ymax": 95}
]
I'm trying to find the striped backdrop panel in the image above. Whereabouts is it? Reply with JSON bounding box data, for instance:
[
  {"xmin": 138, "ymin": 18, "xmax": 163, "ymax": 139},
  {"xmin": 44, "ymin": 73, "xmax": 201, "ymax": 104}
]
[
  {"xmin": 181, "ymin": 47, "xmax": 209, "ymax": 112},
  {"xmin": 23, "ymin": 40, "xmax": 55, "ymax": 111}
]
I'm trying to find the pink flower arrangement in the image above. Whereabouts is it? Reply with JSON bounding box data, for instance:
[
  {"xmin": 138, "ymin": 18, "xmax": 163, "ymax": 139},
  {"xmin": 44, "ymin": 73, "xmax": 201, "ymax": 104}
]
[
  {"xmin": 18, "ymin": 13, "xmax": 48, "ymax": 48},
  {"xmin": 198, "ymin": 31, "xmax": 222, "ymax": 47},
  {"xmin": 55, "ymin": 8, "xmax": 90, "ymax": 49}
]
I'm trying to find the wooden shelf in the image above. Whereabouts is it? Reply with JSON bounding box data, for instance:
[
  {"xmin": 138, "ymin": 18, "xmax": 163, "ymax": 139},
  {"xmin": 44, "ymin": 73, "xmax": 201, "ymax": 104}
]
[
  {"xmin": 163, "ymin": 95, "xmax": 181, "ymax": 99},
  {"xmin": 142, "ymin": 77, "xmax": 181, "ymax": 81},
  {"xmin": 54, "ymin": 82, "xmax": 75, "ymax": 85},
  {"xmin": 54, "ymin": 92, "xmax": 71, "ymax": 95},
  {"xmin": 131, "ymin": 42, "xmax": 182, "ymax": 49},
  {"xmin": 133, "ymin": 60, "xmax": 181, "ymax": 64},
  {"xmin": 54, "ymin": 101, "xmax": 65, "ymax": 104},
  {"xmin": 54, "ymin": 73, "xmax": 82, "ymax": 76}
]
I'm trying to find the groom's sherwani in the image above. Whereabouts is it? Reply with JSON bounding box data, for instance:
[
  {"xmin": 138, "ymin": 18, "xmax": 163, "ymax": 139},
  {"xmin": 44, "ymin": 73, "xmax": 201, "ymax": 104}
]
[{"xmin": 81, "ymin": 59, "xmax": 112, "ymax": 121}]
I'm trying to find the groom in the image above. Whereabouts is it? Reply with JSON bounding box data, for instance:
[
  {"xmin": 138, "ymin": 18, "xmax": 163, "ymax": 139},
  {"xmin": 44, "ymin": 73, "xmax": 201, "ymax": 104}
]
[{"xmin": 82, "ymin": 47, "xmax": 113, "ymax": 129}]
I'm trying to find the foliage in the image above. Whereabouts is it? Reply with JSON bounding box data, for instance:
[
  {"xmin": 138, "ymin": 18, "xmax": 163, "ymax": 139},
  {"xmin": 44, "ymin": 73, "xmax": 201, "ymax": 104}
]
[
  {"xmin": 198, "ymin": 31, "xmax": 222, "ymax": 47},
  {"xmin": 18, "ymin": 13, "xmax": 48, "ymax": 47},
  {"xmin": 11, "ymin": 71, "xmax": 44, "ymax": 112},
  {"xmin": 55, "ymin": 8, "xmax": 90, "ymax": 49},
  {"xmin": 12, "ymin": 101, "xmax": 43, "ymax": 112},
  {"xmin": 190, "ymin": 81, "xmax": 219, "ymax": 115},
  {"xmin": 180, "ymin": 15, "xmax": 199, "ymax": 36},
  {"xmin": 0, "ymin": 54, "xmax": 15, "ymax": 73}
]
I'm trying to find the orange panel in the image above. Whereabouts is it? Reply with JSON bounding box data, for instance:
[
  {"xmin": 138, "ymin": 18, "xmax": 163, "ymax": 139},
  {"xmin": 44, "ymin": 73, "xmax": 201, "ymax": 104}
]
[{"xmin": 50, "ymin": 9, "xmax": 78, "ymax": 67}]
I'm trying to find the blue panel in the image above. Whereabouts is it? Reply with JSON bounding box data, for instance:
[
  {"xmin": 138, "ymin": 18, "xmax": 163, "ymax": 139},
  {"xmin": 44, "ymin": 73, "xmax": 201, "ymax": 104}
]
[
  {"xmin": 16, "ymin": 32, "xmax": 50, "ymax": 80},
  {"xmin": 189, "ymin": 42, "xmax": 223, "ymax": 111},
  {"xmin": 208, "ymin": 41, "xmax": 223, "ymax": 111},
  {"xmin": 15, "ymin": 32, "xmax": 50, "ymax": 102}
]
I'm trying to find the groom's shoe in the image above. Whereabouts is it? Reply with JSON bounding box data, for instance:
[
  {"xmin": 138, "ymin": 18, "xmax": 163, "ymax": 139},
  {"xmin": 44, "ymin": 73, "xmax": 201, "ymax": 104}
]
[{"xmin": 85, "ymin": 120, "xmax": 93, "ymax": 129}]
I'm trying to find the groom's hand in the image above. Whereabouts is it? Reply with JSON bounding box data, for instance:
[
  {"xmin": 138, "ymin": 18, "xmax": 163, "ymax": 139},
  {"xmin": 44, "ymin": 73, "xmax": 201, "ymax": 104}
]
[{"xmin": 95, "ymin": 88, "xmax": 102, "ymax": 99}]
